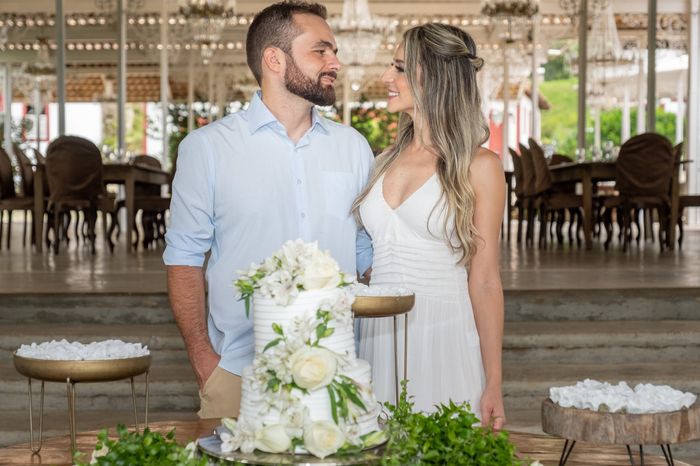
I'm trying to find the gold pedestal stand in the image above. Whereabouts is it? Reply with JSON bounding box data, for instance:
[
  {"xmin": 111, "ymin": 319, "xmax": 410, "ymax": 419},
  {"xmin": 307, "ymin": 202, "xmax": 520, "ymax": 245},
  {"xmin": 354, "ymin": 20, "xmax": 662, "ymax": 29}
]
[
  {"xmin": 352, "ymin": 295, "xmax": 415, "ymax": 402},
  {"xmin": 12, "ymin": 353, "xmax": 151, "ymax": 453}
]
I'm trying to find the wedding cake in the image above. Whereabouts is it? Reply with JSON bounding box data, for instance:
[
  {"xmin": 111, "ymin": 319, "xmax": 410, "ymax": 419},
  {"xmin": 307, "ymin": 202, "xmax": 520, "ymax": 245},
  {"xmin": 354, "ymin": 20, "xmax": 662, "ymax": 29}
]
[{"xmin": 221, "ymin": 240, "xmax": 383, "ymax": 459}]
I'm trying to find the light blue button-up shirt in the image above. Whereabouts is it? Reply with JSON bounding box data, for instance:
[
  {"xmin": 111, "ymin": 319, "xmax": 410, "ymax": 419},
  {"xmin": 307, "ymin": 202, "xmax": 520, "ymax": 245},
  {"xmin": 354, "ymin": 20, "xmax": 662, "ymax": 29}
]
[{"xmin": 163, "ymin": 92, "xmax": 374, "ymax": 375}]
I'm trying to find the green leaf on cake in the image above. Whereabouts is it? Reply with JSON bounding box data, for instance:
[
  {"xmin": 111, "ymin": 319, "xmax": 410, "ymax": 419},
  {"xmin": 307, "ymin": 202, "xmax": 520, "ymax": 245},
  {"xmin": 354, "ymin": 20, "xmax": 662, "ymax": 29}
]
[
  {"xmin": 272, "ymin": 323, "xmax": 284, "ymax": 336},
  {"xmin": 327, "ymin": 386, "xmax": 339, "ymax": 424},
  {"xmin": 338, "ymin": 381, "xmax": 367, "ymax": 412},
  {"xmin": 316, "ymin": 323, "xmax": 327, "ymax": 342},
  {"xmin": 263, "ymin": 338, "xmax": 282, "ymax": 352}
]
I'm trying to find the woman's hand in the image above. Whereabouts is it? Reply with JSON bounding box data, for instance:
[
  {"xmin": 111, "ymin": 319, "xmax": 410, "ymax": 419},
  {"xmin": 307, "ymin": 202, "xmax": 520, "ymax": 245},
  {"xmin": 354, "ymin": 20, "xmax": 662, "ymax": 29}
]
[{"xmin": 480, "ymin": 384, "xmax": 506, "ymax": 431}]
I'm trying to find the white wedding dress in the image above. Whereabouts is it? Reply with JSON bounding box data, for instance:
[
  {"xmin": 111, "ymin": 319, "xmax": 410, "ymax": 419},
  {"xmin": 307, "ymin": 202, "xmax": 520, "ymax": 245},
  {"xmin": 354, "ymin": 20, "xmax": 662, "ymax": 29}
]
[{"xmin": 358, "ymin": 172, "xmax": 485, "ymax": 415}]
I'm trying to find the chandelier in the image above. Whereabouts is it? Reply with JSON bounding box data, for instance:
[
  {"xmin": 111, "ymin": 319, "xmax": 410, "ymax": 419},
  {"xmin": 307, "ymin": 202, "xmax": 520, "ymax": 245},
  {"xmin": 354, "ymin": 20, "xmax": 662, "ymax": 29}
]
[
  {"xmin": 22, "ymin": 38, "xmax": 56, "ymax": 91},
  {"xmin": 588, "ymin": 3, "xmax": 622, "ymax": 64},
  {"xmin": 587, "ymin": 3, "xmax": 633, "ymax": 110},
  {"xmin": 481, "ymin": 0, "xmax": 539, "ymax": 42},
  {"xmin": 329, "ymin": 0, "xmax": 394, "ymax": 92},
  {"xmin": 180, "ymin": 0, "xmax": 235, "ymax": 64},
  {"xmin": 558, "ymin": 0, "xmax": 609, "ymax": 23}
]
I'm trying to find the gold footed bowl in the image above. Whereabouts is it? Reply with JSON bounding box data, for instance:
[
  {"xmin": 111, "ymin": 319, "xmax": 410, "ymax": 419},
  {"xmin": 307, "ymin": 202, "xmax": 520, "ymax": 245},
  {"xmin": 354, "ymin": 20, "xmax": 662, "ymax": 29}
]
[
  {"xmin": 352, "ymin": 294, "xmax": 415, "ymax": 318},
  {"xmin": 12, "ymin": 353, "xmax": 151, "ymax": 382}
]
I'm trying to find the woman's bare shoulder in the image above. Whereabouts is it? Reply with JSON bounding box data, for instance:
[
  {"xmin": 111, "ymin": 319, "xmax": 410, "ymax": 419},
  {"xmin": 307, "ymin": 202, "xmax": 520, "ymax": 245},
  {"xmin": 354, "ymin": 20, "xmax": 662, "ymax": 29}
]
[{"xmin": 470, "ymin": 147, "xmax": 504, "ymax": 178}]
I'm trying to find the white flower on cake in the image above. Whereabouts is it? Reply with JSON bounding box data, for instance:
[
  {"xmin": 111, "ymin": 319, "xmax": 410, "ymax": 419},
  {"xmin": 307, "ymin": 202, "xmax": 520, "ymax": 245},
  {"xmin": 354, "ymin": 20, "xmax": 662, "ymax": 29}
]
[
  {"xmin": 254, "ymin": 424, "xmax": 291, "ymax": 453},
  {"xmin": 300, "ymin": 251, "xmax": 342, "ymax": 290},
  {"xmin": 290, "ymin": 347, "xmax": 337, "ymax": 391},
  {"xmin": 303, "ymin": 421, "xmax": 346, "ymax": 459},
  {"xmin": 220, "ymin": 417, "xmax": 257, "ymax": 454}
]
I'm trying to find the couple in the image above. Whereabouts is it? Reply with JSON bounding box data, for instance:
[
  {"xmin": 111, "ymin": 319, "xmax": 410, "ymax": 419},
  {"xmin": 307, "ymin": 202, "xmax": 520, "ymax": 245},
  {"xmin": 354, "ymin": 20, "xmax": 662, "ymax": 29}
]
[{"xmin": 164, "ymin": 1, "xmax": 506, "ymax": 431}]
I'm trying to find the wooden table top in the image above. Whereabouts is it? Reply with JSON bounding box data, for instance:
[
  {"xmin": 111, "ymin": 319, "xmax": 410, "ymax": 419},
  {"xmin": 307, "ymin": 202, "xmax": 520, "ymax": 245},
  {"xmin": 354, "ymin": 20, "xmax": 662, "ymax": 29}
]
[{"xmin": 0, "ymin": 419, "xmax": 690, "ymax": 466}]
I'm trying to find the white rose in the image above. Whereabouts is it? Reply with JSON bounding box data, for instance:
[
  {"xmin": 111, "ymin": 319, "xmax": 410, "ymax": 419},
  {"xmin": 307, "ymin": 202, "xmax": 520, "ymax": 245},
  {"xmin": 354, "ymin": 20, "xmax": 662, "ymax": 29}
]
[
  {"xmin": 304, "ymin": 420, "xmax": 345, "ymax": 458},
  {"xmin": 254, "ymin": 424, "xmax": 291, "ymax": 453},
  {"xmin": 530, "ymin": 461, "xmax": 544, "ymax": 466},
  {"xmin": 290, "ymin": 347, "xmax": 337, "ymax": 390},
  {"xmin": 300, "ymin": 251, "xmax": 341, "ymax": 290}
]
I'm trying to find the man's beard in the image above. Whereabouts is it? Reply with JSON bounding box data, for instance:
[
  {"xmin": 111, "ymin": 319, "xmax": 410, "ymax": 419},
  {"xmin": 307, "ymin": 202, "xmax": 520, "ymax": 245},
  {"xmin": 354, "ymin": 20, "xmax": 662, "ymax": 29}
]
[{"xmin": 284, "ymin": 53, "xmax": 337, "ymax": 106}]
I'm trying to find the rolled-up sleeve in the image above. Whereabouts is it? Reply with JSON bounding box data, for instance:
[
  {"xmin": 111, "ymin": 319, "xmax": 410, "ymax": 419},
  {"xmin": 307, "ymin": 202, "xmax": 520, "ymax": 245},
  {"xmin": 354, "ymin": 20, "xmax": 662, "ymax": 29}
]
[{"xmin": 163, "ymin": 131, "xmax": 215, "ymax": 267}]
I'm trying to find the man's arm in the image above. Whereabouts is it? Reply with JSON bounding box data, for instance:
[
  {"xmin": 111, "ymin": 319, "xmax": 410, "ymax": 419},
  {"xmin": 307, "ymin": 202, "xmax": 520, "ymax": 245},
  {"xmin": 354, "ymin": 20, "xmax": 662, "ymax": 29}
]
[
  {"xmin": 167, "ymin": 265, "xmax": 219, "ymax": 389},
  {"xmin": 163, "ymin": 131, "xmax": 217, "ymax": 389}
]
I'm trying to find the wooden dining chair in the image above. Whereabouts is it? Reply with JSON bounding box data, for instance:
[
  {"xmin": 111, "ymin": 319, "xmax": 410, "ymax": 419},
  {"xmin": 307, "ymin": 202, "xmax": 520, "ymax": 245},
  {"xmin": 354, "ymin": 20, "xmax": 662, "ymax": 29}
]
[
  {"xmin": 45, "ymin": 136, "xmax": 117, "ymax": 254},
  {"xmin": 528, "ymin": 139, "xmax": 583, "ymax": 248},
  {"xmin": 518, "ymin": 144, "xmax": 538, "ymax": 245},
  {"xmin": 602, "ymin": 133, "xmax": 675, "ymax": 252},
  {"xmin": 0, "ymin": 147, "xmax": 34, "ymax": 249}
]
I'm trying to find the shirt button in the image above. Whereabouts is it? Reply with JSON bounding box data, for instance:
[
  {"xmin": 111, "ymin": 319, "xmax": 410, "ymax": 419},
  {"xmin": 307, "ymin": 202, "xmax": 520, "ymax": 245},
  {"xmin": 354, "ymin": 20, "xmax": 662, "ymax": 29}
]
[{"xmin": 300, "ymin": 213, "xmax": 306, "ymax": 219}]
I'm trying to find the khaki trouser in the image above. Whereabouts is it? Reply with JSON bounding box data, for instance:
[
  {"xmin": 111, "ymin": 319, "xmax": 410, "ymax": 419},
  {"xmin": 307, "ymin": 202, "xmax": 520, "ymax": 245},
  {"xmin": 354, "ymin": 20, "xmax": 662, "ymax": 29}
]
[{"xmin": 197, "ymin": 366, "xmax": 242, "ymax": 419}]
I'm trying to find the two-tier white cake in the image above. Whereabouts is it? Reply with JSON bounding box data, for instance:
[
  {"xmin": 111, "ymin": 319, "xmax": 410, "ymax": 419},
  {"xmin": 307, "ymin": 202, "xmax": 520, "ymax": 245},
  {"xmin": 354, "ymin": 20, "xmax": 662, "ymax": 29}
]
[{"xmin": 221, "ymin": 240, "xmax": 382, "ymax": 459}]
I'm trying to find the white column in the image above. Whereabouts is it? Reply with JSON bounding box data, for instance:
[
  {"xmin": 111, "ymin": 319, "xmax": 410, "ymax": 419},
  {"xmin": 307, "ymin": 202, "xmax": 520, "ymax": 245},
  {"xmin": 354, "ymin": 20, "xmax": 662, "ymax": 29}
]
[
  {"xmin": 531, "ymin": 14, "xmax": 541, "ymax": 141},
  {"xmin": 56, "ymin": 0, "xmax": 66, "ymax": 136},
  {"xmin": 187, "ymin": 50, "xmax": 194, "ymax": 133},
  {"xmin": 577, "ymin": 0, "xmax": 588, "ymax": 151},
  {"xmin": 646, "ymin": 0, "xmax": 657, "ymax": 131},
  {"xmin": 33, "ymin": 84, "xmax": 41, "ymax": 152},
  {"xmin": 117, "ymin": 0, "xmax": 127, "ymax": 155},
  {"xmin": 593, "ymin": 109, "xmax": 601, "ymax": 149},
  {"xmin": 688, "ymin": 0, "xmax": 700, "ymax": 225},
  {"xmin": 160, "ymin": 0, "xmax": 169, "ymax": 168},
  {"xmin": 622, "ymin": 85, "xmax": 631, "ymax": 142},
  {"xmin": 675, "ymin": 72, "xmax": 684, "ymax": 144},
  {"xmin": 216, "ymin": 72, "xmax": 226, "ymax": 119},
  {"xmin": 502, "ymin": 44, "xmax": 510, "ymax": 168},
  {"xmin": 637, "ymin": 53, "xmax": 646, "ymax": 135},
  {"xmin": 2, "ymin": 65, "xmax": 12, "ymax": 154},
  {"xmin": 208, "ymin": 60, "xmax": 214, "ymax": 121}
]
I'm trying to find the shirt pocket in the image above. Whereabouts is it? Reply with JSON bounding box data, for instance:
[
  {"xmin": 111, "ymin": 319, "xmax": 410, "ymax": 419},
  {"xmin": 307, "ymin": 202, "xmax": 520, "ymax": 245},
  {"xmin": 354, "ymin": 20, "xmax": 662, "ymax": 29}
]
[{"xmin": 322, "ymin": 171, "xmax": 357, "ymax": 220}]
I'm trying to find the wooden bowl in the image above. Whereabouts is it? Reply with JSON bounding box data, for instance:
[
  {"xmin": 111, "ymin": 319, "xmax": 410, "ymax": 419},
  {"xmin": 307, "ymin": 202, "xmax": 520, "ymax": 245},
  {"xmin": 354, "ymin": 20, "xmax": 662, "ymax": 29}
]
[
  {"xmin": 13, "ymin": 352, "xmax": 151, "ymax": 383},
  {"xmin": 352, "ymin": 294, "xmax": 415, "ymax": 318},
  {"xmin": 542, "ymin": 397, "xmax": 700, "ymax": 445}
]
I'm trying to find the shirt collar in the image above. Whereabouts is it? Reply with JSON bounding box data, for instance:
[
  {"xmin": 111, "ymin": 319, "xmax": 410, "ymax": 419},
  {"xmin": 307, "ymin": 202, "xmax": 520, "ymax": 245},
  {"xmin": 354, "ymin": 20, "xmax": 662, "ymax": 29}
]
[{"xmin": 247, "ymin": 90, "xmax": 330, "ymax": 135}]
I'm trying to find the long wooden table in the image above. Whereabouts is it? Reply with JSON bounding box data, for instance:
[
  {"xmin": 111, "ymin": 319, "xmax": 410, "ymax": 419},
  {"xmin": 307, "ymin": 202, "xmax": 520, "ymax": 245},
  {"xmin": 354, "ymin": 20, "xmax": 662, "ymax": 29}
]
[
  {"xmin": 0, "ymin": 419, "xmax": 689, "ymax": 465},
  {"xmin": 549, "ymin": 161, "xmax": 685, "ymax": 251},
  {"xmin": 33, "ymin": 163, "xmax": 171, "ymax": 253}
]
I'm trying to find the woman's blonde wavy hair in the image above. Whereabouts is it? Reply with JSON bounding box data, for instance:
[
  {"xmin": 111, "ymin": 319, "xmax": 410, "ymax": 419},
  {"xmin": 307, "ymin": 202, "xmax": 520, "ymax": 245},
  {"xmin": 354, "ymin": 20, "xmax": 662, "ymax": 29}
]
[{"xmin": 351, "ymin": 23, "xmax": 489, "ymax": 265}]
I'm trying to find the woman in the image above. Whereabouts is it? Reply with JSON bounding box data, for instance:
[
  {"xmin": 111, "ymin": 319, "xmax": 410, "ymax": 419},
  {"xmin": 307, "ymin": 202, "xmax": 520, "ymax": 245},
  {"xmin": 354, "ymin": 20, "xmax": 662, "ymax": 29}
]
[{"xmin": 353, "ymin": 23, "xmax": 506, "ymax": 430}]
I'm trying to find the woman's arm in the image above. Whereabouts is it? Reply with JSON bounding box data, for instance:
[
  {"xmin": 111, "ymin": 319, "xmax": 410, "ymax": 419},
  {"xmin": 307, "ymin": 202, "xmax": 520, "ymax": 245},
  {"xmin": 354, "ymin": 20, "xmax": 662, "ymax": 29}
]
[{"xmin": 468, "ymin": 148, "xmax": 507, "ymax": 430}]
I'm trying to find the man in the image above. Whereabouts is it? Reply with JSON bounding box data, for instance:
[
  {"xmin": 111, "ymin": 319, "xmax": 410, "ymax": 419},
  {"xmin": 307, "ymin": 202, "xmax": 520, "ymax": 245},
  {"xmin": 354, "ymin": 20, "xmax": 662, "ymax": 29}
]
[{"xmin": 164, "ymin": 1, "xmax": 374, "ymax": 419}]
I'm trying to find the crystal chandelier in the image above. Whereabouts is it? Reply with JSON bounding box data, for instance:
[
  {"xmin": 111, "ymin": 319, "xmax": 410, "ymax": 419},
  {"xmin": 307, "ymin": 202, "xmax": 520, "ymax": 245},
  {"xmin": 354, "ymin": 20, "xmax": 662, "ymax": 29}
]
[
  {"xmin": 588, "ymin": 3, "xmax": 622, "ymax": 64},
  {"xmin": 328, "ymin": 0, "xmax": 393, "ymax": 66},
  {"xmin": 328, "ymin": 0, "xmax": 394, "ymax": 92},
  {"xmin": 22, "ymin": 38, "xmax": 56, "ymax": 91},
  {"xmin": 558, "ymin": 0, "xmax": 609, "ymax": 23},
  {"xmin": 587, "ymin": 3, "xmax": 631, "ymax": 110},
  {"xmin": 180, "ymin": 0, "xmax": 235, "ymax": 46},
  {"xmin": 481, "ymin": 0, "xmax": 539, "ymax": 42}
]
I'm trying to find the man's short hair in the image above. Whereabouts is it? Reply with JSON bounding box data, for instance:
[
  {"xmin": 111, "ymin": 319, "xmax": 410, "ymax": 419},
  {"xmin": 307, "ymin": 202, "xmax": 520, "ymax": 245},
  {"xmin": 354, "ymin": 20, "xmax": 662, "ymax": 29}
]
[{"xmin": 246, "ymin": 1, "xmax": 328, "ymax": 84}]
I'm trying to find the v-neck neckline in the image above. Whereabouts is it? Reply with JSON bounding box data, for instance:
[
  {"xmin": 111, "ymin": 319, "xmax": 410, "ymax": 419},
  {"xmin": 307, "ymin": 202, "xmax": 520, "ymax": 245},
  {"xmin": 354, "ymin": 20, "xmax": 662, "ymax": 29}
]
[{"xmin": 381, "ymin": 172, "xmax": 437, "ymax": 211}]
